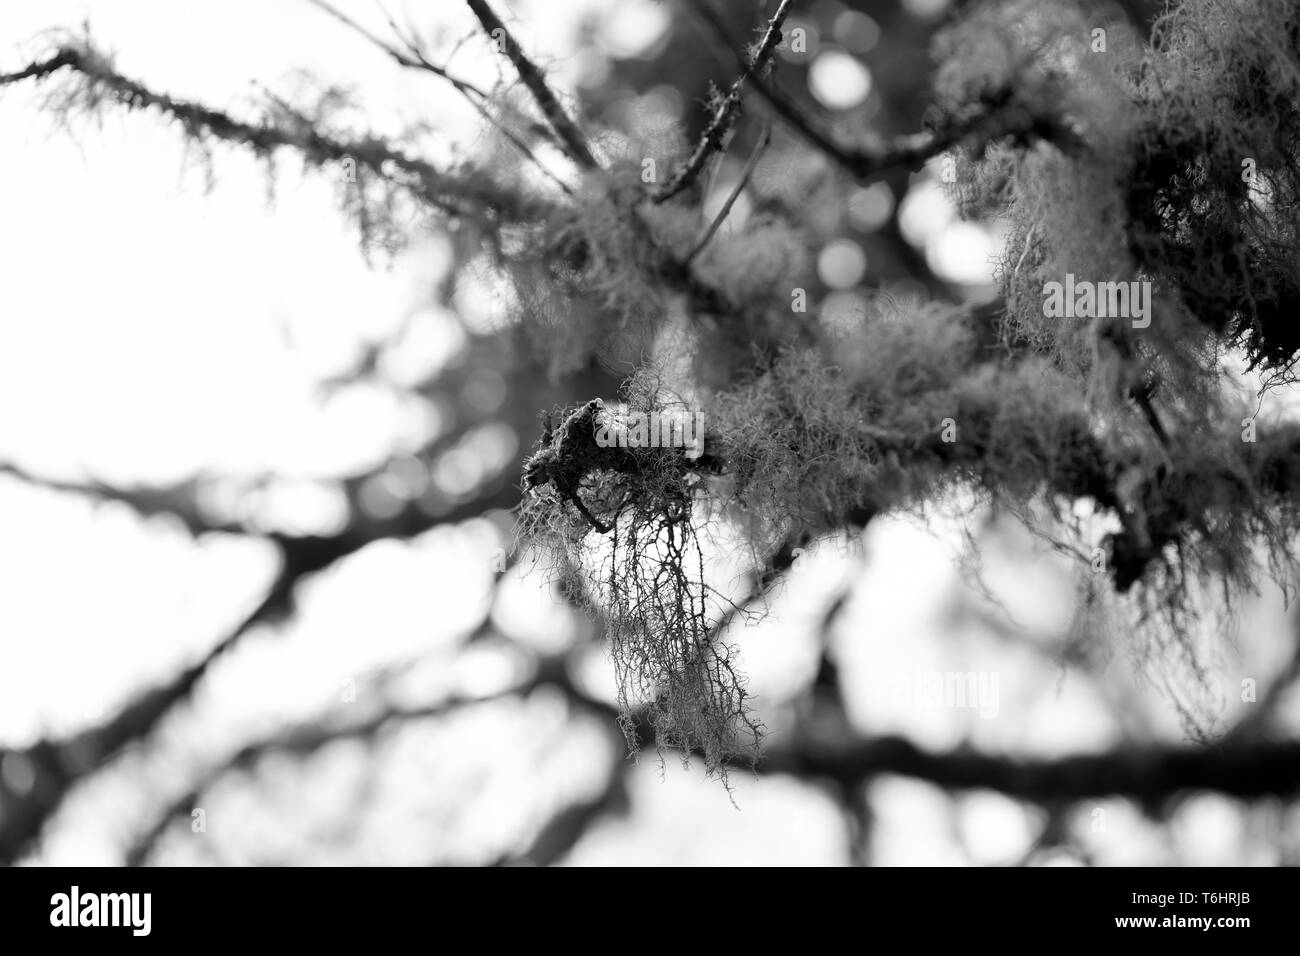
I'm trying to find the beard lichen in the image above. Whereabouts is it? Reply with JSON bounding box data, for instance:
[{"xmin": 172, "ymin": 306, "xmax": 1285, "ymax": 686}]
[{"xmin": 516, "ymin": 392, "xmax": 761, "ymax": 781}]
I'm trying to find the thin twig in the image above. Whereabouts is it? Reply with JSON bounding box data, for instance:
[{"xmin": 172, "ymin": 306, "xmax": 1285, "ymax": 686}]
[
  {"xmin": 689, "ymin": 1, "xmax": 1074, "ymax": 183},
  {"xmin": 654, "ymin": 0, "xmax": 793, "ymax": 203},
  {"xmin": 0, "ymin": 44, "xmax": 568, "ymax": 220},
  {"xmin": 307, "ymin": 0, "xmax": 573, "ymax": 194},
  {"xmin": 125, "ymin": 694, "xmax": 481, "ymax": 866},
  {"xmin": 463, "ymin": 0, "xmax": 598, "ymax": 170},
  {"xmin": 686, "ymin": 123, "xmax": 771, "ymax": 263},
  {"xmin": 305, "ymin": 0, "xmax": 488, "ymax": 97},
  {"xmin": 0, "ymin": 48, "xmax": 78, "ymax": 85}
]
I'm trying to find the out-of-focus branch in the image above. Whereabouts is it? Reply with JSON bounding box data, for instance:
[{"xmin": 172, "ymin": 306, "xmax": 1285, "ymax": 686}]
[
  {"xmin": 0, "ymin": 44, "xmax": 543, "ymax": 220},
  {"xmin": 0, "ymin": 48, "xmax": 78, "ymax": 84},
  {"xmin": 3, "ymin": 39, "xmax": 801, "ymax": 345},
  {"xmin": 686, "ymin": 123, "xmax": 770, "ymax": 263},
  {"xmin": 127, "ymin": 647, "xmax": 626, "ymax": 866},
  {"xmin": 304, "ymin": 0, "xmax": 489, "ymax": 98},
  {"xmin": 1226, "ymin": 614, "xmax": 1300, "ymax": 742},
  {"xmin": 0, "ymin": 564, "xmax": 282, "ymax": 865},
  {"xmin": 1, "ymin": 41, "xmax": 775, "ymax": 336},
  {"xmin": 124, "ymin": 694, "xmax": 480, "ymax": 866},
  {"xmin": 0, "ymin": 476, "xmax": 522, "ymax": 866},
  {"xmin": 305, "ymin": 0, "xmax": 574, "ymax": 195},
  {"xmin": 463, "ymin": 0, "xmax": 598, "ymax": 170},
  {"xmin": 0, "ymin": 339, "xmax": 622, "ymax": 864},
  {"xmin": 0, "ymin": 459, "xmax": 521, "ymax": 543},
  {"xmin": 566, "ymin": 613, "xmax": 1300, "ymax": 804},
  {"xmin": 688, "ymin": 2, "xmax": 1078, "ymax": 184},
  {"xmin": 762, "ymin": 735, "xmax": 1300, "ymax": 800},
  {"xmin": 654, "ymin": 0, "xmax": 793, "ymax": 203},
  {"xmin": 494, "ymin": 762, "xmax": 627, "ymax": 867},
  {"xmin": 119, "ymin": 611, "xmax": 1300, "ymax": 867},
  {"xmin": 0, "ymin": 463, "xmax": 221, "ymax": 536}
]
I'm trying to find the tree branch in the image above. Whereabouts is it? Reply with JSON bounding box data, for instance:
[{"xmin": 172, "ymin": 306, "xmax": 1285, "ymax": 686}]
[
  {"xmin": 1, "ymin": 41, "xmax": 791, "ymax": 353},
  {"xmin": 654, "ymin": 0, "xmax": 793, "ymax": 203},
  {"xmin": 0, "ymin": 336, "xmax": 623, "ymax": 863},
  {"xmin": 0, "ymin": 463, "xmax": 225, "ymax": 536},
  {"xmin": 124, "ymin": 694, "xmax": 481, "ymax": 866},
  {"xmin": 305, "ymin": 0, "xmax": 574, "ymax": 195},
  {"xmin": 688, "ymin": 1, "xmax": 1078, "ymax": 184},
  {"xmin": 686, "ymin": 123, "xmax": 770, "ymax": 263},
  {"xmin": 0, "ymin": 48, "xmax": 78, "ymax": 84},
  {"xmin": 304, "ymin": 0, "xmax": 489, "ymax": 98},
  {"xmin": 463, "ymin": 0, "xmax": 598, "ymax": 170},
  {"xmin": 764, "ymin": 734, "xmax": 1300, "ymax": 800},
  {"xmin": 0, "ymin": 476, "xmax": 523, "ymax": 865},
  {"xmin": 1, "ymin": 43, "xmax": 543, "ymax": 220}
]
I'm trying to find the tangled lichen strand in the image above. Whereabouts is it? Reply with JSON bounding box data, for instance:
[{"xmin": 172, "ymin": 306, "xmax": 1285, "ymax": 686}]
[
  {"xmin": 516, "ymin": 395, "xmax": 761, "ymax": 777},
  {"xmin": 708, "ymin": 320, "xmax": 1122, "ymax": 555},
  {"xmin": 927, "ymin": 0, "xmax": 1300, "ymax": 622},
  {"xmin": 962, "ymin": 0, "xmax": 1300, "ymax": 384},
  {"xmin": 599, "ymin": 500, "xmax": 762, "ymax": 776},
  {"xmin": 1150, "ymin": 5, "xmax": 1300, "ymax": 370},
  {"xmin": 514, "ymin": 0, "xmax": 1300, "ymax": 777},
  {"xmin": 503, "ymin": 164, "xmax": 670, "ymax": 375}
]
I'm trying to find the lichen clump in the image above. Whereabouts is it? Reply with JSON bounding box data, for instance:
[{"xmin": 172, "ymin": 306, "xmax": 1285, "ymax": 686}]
[{"xmin": 517, "ymin": 389, "xmax": 760, "ymax": 777}]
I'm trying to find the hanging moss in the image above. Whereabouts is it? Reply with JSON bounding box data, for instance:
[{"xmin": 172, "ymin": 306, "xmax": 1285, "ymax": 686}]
[{"xmin": 517, "ymin": 389, "xmax": 760, "ymax": 778}]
